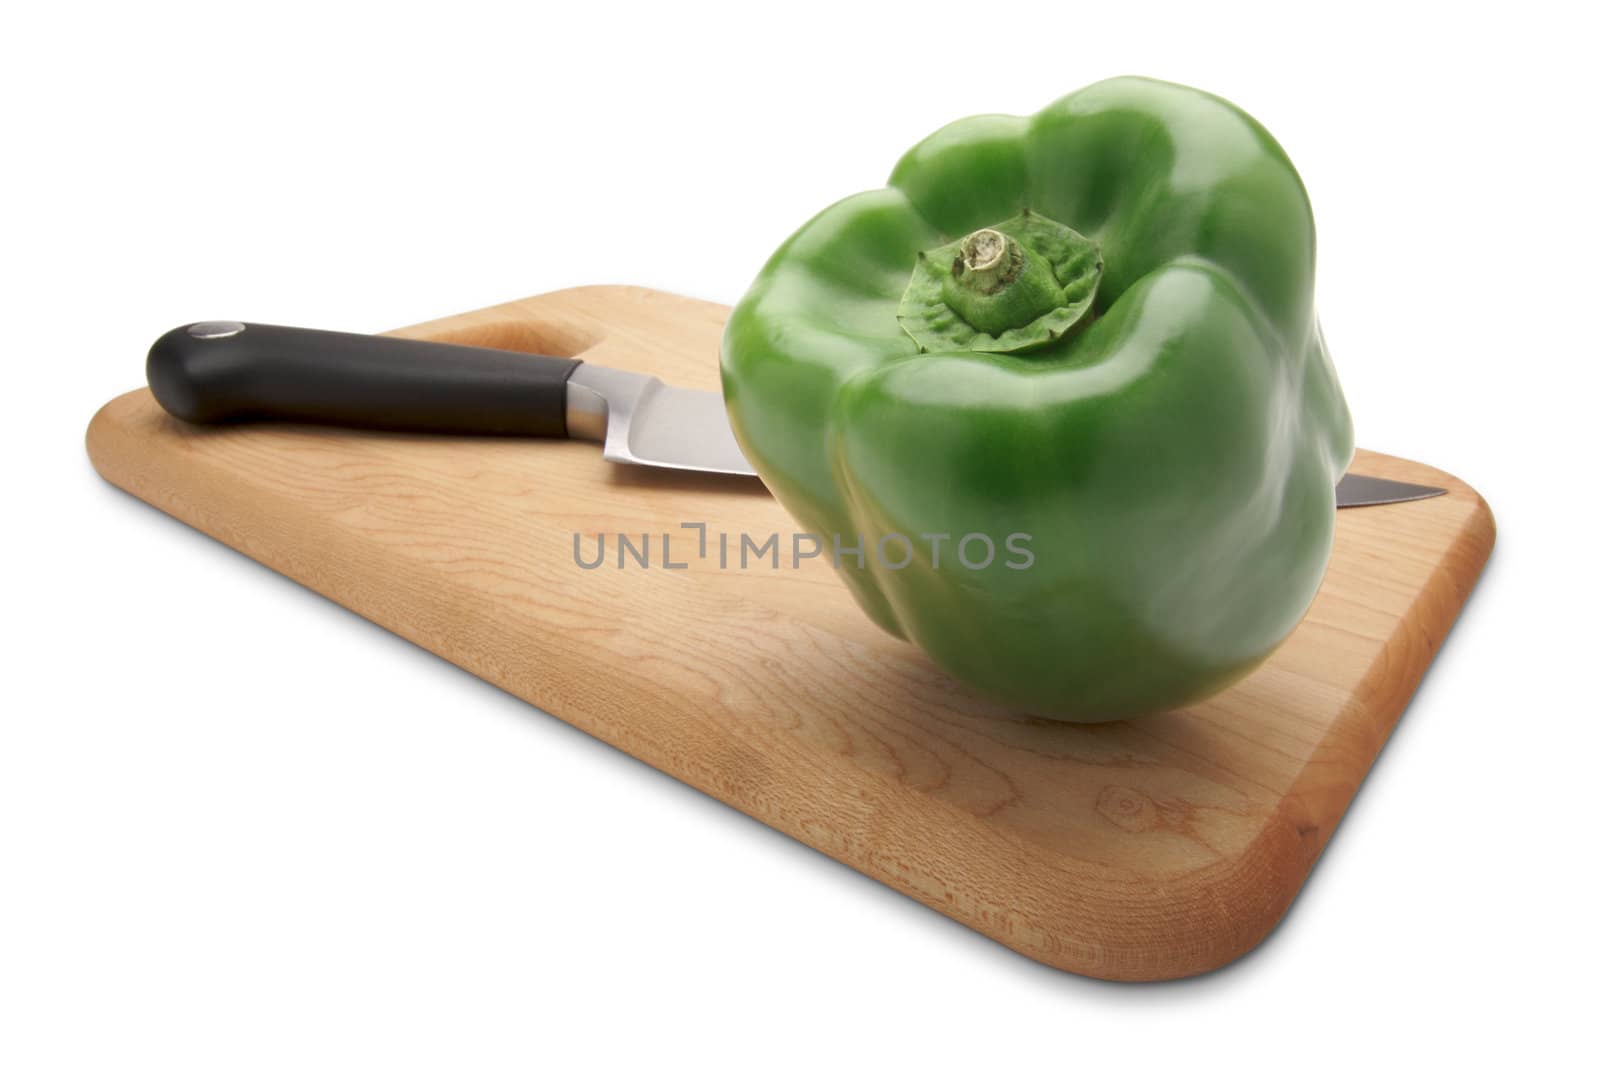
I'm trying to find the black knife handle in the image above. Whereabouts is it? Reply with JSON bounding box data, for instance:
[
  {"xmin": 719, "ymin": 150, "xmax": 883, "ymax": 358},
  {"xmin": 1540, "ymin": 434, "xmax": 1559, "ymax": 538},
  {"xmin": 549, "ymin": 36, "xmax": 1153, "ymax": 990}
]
[{"xmin": 146, "ymin": 322, "xmax": 581, "ymax": 436}]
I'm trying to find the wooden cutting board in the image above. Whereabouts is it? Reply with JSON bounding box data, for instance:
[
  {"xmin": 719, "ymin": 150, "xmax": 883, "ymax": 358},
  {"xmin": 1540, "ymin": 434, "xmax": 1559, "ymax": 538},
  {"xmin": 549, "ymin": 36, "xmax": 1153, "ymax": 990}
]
[{"xmin": 86, "ymin": 286, "xmax": 1495, "ymax": 981}]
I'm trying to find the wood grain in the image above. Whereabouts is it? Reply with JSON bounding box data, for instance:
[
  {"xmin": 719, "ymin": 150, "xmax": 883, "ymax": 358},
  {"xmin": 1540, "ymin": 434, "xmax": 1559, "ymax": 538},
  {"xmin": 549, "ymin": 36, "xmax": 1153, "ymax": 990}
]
[{"xmin": 85, "ymin": 286, "xmax": 1495, "ymax": 981}]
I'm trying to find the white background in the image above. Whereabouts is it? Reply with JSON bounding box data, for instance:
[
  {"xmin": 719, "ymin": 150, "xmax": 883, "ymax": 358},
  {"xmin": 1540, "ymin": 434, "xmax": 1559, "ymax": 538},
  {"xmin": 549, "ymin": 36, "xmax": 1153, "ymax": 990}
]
[{"xmin": 4, "ymin": 2, "xmax": 1595, "ymax": 1087}]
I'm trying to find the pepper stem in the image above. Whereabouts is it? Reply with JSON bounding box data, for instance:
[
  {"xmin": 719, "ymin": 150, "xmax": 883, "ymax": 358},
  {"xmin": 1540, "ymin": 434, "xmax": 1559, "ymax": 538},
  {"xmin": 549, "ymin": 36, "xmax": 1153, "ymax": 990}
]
[
  {"xmin": 953, "ymin": 229, "xmax": 1018, "ymax": 294},
  {"xmin": 942, "ymin": 227, "xmax": 1063, "ymax": 336},
  {"xmin": 897, "ymin": 211, "xmax": 1103, "ymax": 353}
]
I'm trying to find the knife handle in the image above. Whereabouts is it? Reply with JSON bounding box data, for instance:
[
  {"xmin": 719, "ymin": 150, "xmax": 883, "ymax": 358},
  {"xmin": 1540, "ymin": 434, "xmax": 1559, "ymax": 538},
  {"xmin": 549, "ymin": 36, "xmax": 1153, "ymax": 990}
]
[{"xmin": 146, "ymin": 322, "xmax": 581, "ymax": 436}]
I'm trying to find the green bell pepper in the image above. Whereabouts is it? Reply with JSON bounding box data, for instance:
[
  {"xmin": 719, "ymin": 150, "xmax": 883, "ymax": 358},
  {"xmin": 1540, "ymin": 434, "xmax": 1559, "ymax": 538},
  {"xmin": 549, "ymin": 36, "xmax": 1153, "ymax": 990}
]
[{"xmin": 720, "ymin": 76, "xmax": 1354, "ymax": 722}]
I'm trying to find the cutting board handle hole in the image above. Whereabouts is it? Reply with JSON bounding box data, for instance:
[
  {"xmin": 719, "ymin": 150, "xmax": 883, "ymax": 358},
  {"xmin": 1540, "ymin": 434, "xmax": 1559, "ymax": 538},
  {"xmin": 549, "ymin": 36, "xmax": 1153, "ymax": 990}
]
[{"xmin": 422, "ymin": 319, "xmax": 598, "ymax": 360}]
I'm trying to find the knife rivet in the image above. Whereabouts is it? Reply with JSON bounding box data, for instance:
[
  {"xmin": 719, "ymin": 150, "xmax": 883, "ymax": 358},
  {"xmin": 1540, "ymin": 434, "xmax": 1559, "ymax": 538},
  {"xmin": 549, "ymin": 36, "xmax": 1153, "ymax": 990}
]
[{"xmin": 186, "ymin": 320, "xmax": 246, "ymax": 339}]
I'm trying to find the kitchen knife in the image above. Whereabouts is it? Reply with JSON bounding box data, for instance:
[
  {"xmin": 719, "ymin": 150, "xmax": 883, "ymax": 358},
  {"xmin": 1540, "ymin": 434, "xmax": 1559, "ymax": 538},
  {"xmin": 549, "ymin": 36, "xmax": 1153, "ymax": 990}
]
[{"xmin": 146, "ymin": 322, "xmax": 1444, "ymax": 507}]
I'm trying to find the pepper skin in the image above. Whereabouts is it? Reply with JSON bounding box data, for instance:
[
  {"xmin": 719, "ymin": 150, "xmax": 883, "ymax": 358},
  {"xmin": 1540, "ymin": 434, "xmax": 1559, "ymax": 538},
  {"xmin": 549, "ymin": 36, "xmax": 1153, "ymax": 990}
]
[{"xmin": 720, "ymin": 77, "xmax": 1354, "ymax": 722}]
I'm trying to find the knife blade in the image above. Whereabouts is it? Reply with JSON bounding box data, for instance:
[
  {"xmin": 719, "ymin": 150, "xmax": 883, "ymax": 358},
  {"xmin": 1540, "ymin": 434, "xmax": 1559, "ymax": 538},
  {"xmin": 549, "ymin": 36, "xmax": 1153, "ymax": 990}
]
[
  {"xmin": 1333, "ymin": 472, "xmax": 1444, "ymax": 507},
  {"xmin": 147, "ymin": 322, "xmax": 1442, "ymax": 507}
]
